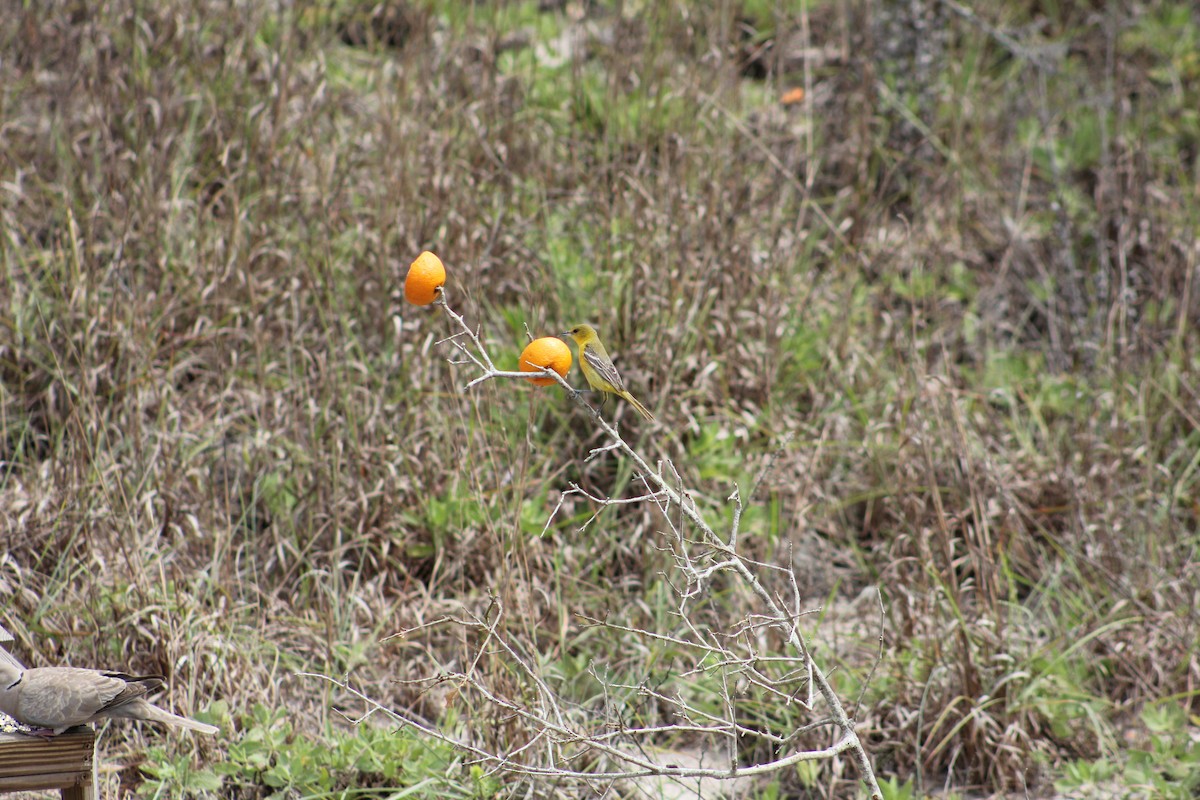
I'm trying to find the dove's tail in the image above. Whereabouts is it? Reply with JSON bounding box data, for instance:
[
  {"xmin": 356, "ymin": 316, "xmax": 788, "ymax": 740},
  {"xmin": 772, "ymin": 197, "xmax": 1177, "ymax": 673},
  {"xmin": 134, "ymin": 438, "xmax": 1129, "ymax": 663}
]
[{"xmin": 119, "ymin": 699, "xmax": 219, "ymax": 735}]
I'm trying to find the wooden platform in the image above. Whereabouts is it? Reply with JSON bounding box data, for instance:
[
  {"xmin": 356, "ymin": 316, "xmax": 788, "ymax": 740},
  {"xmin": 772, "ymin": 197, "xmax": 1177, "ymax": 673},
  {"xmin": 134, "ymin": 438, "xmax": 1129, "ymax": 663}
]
[{"xmin": 0, "ymin": 727, "xmax": 96, "ymax": 799}]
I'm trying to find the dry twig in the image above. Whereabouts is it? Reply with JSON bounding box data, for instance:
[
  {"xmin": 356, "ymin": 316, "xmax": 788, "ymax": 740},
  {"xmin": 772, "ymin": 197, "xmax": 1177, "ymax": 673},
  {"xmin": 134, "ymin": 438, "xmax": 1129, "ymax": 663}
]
[{"xmin": 305, "ymin": 292, "xmax": 884, "ymax": 798}]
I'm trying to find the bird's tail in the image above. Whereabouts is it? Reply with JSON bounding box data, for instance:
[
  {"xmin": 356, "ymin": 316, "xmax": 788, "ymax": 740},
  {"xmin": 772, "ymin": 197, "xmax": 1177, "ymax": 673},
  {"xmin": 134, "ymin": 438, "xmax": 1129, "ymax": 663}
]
[
  {"xmin": 122, "ymin": 698, "xmax": 219, "ymax": 735},
  {"xmin": 622, "ymin": 391, "xmax": 655, "ymax": 421}
]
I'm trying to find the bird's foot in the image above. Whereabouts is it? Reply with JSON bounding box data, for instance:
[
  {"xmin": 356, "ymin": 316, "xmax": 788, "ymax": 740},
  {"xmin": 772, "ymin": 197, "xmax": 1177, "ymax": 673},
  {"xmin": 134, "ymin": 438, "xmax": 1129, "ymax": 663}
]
[{"xmin": 26, "ymin": 727, "xmax": 60, "ymax": 739}]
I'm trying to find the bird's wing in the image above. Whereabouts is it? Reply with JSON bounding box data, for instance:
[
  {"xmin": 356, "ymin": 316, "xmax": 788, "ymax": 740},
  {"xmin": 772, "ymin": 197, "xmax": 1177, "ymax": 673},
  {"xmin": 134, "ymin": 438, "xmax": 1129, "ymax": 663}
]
[
  {"xmin": 583, "ymin": 346, "xmax": 626, "ymax": 393},
  {"xmin": 17, "ymin": 668, "xmax": 134, "ymax": 730},
  {"xmin": 94, "ymin": 672, "xmax": 165, "ymax": 714}
]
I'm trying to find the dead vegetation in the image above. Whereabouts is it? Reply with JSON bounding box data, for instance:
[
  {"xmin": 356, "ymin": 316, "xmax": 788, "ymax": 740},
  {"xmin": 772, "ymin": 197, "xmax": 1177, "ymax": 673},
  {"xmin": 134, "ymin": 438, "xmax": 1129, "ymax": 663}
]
[{"xmin": 2, "ymin": 0, "xmax": 1198, "ymax": 797}]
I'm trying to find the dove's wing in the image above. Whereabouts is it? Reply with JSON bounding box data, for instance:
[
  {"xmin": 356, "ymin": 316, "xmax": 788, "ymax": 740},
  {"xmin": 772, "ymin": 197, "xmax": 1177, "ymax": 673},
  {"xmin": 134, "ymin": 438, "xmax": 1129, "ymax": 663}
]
[
  {"xmin": 17, "ymin": 668, "xmax": 147, "ymax": 731},
  {"xmin": 82, "ymin": 672, "xmax": 216, "ymax": 735}
]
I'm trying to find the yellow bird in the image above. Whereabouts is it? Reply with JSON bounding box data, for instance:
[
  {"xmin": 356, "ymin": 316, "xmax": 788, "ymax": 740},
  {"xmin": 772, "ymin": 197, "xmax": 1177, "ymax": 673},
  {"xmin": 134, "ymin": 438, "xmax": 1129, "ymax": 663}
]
[{"xmin": 561, "ymin": 324, "xmax": 654, "ymax": 421}]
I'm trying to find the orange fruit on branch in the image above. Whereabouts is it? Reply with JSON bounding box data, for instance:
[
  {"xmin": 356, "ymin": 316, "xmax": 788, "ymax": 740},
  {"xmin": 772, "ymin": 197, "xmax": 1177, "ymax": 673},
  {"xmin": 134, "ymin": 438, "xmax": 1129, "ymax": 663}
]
[
  {"xmin": 519, "ymin": 337, "xmax": 572, "ymax": 387},
  {"xmin": 405, "ymin": 251, "xmax": 446, "ymax": 306}
]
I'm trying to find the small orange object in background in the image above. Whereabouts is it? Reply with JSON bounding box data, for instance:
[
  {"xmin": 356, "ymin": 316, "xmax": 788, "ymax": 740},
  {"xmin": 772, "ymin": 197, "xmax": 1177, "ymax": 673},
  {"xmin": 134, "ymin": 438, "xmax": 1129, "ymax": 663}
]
[
  {"xmin": 405, "ymin": 251, "xmax": 446, "ymax": 305},
  {"xmin": 519, "ymin": 337, "xmax": 572, "ymax": 386},
  {"xmin": 781, "ymin": 87, "xmax": 805, "ymax": 105}
]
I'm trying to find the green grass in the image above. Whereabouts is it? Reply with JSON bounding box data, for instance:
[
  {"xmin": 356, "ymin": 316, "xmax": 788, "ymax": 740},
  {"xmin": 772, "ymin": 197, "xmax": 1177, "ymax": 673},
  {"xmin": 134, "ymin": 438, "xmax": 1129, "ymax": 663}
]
[{"xmin": 139, "ymin": 702, "xmax": 494, "ymax": 799}]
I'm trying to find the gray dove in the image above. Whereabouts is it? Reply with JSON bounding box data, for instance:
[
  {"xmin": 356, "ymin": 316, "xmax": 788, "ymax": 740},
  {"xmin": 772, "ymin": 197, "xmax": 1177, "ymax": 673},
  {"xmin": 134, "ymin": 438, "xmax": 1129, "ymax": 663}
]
[{"xmin": 0, "ymin": 660, "xmax": 217, "ymax": 736}]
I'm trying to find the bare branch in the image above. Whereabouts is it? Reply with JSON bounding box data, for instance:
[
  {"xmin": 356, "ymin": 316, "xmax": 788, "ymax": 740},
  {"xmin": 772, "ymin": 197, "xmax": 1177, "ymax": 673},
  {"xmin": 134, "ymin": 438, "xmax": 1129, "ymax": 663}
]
[{"xmin": 299, "ymin": 294, "xmax": 884, "ymax": 799}]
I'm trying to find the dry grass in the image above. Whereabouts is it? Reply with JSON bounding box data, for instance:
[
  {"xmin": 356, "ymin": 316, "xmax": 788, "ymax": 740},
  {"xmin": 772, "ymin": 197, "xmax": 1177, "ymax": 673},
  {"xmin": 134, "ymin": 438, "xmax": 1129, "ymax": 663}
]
[{"xmin": 2, "ymin": 0, "xmax": 1198, "ymax": 797}]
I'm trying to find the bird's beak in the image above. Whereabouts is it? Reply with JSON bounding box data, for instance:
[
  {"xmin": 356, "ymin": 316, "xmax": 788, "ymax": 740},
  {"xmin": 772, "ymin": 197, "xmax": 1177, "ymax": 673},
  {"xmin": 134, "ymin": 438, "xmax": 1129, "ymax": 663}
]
[{"xmin": 559, "ymin": 331, "xmax": 571, "ymax": 338}]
